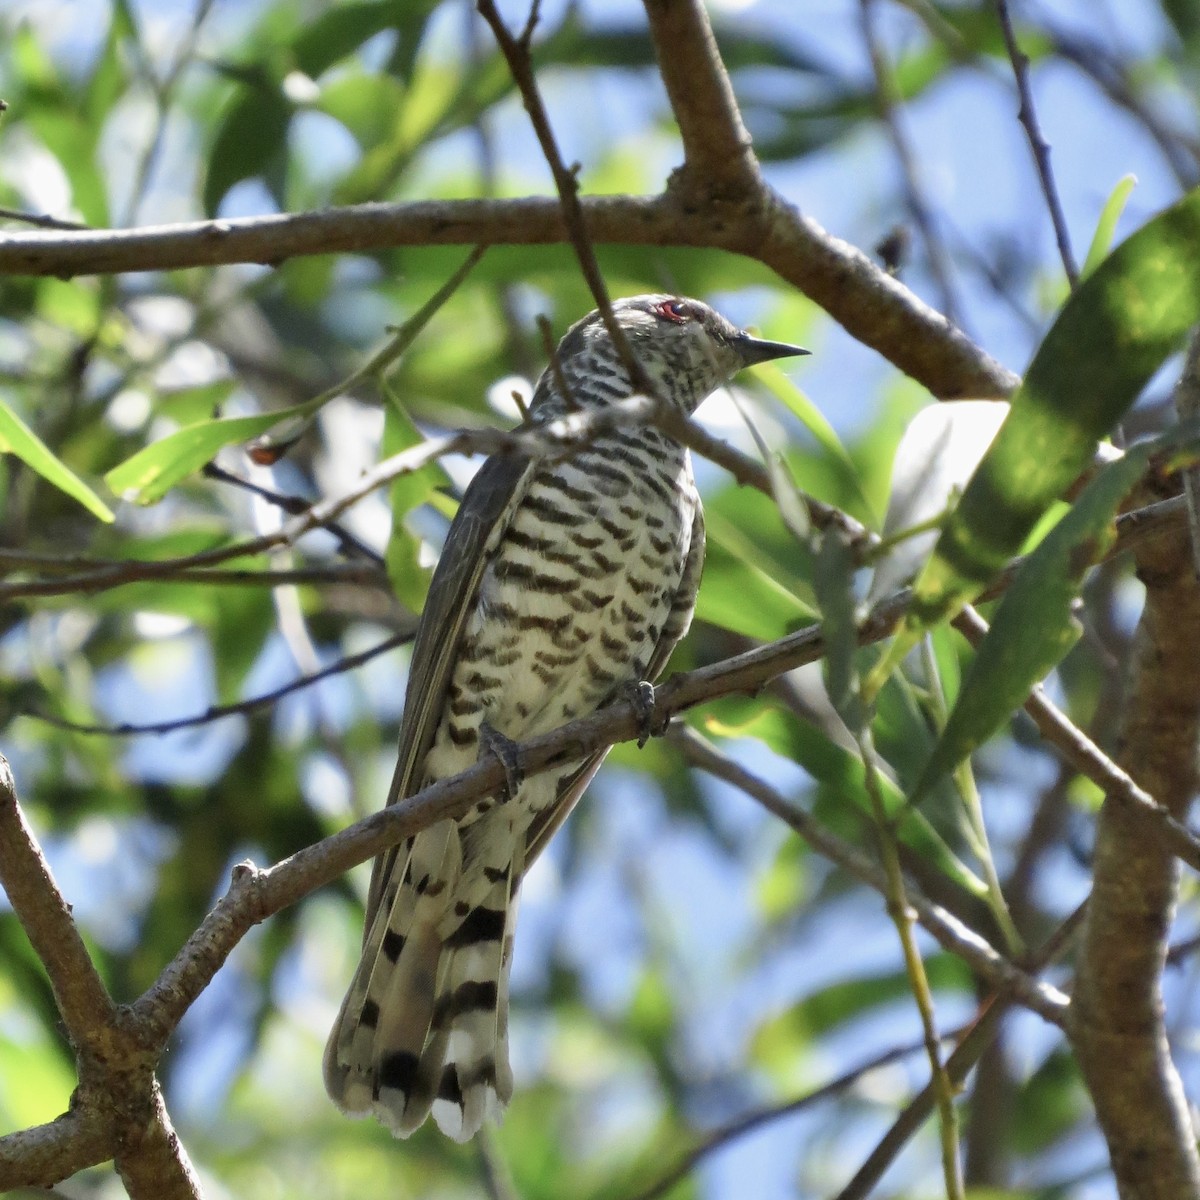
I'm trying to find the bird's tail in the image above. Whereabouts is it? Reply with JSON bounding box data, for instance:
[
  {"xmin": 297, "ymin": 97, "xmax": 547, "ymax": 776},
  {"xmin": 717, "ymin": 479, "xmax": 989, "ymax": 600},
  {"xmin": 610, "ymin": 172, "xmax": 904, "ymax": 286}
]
[{"xmin": 324, "ymin": 816, "xmax": 521, "ymax": 1141}]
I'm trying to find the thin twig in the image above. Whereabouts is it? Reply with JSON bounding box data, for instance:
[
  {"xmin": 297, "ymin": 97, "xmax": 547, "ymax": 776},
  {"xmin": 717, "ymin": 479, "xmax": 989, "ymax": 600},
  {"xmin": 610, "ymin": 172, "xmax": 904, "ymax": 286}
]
[
  {"xmin": 835, "ymin": 901, "xmax": 1087, "ymax": 1200},
  {"xmin": 627, "ymin": 1027, "xmax": 964, "ymax": 1200},
  {"xmin": 0, "ymin": 758, "xmax": 119, "ymax": 1051},
  {"xmin": 859, "ymin": 0, "xmax": 960, "ymax": 322},
  {"xmin": 855, "ymin": 723, "xmax": 965, "ymax": 1198},
  {"xmin": 25, "ymin": 629, "xmax": 415, "ymax": 737},
  {"xmin": 476, "ymin": 0, "xmax": 655, "ymax": 396},
  {"xmin": 669, "ymin": 725, "xmax": 1068, "ymax": 1023},
  {"xmin": 993, "ymin": 0, "xmax": 1079, "ymax": 285},
  {"xmin": 202, "ymin": 463, "xmax": 384, "ymax": 564},
  {"xmin": 0, "ymin": 207, "xmax": 88, "ymax": 231},
  {"xmin": 955, "ymin": 605, "xmax": 1200, "ymax": 874},
  {"xmin": 0, "ymin": 560, "xmax": 388, "ymax": 601}
]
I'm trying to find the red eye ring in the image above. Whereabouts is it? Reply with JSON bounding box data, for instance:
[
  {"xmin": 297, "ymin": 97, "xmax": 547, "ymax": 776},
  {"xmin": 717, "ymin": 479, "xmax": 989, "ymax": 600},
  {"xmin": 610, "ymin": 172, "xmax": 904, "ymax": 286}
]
[{"xmin": 654, "ymin": 299, "xmax": 690, "ymax": 323}]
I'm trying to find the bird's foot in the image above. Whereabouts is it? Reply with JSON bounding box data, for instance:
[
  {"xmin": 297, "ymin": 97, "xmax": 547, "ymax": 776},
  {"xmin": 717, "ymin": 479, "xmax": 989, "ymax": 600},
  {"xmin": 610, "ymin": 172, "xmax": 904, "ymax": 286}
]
[
  {"xmin": 480, "ymin": 721, "xmax": 524, "ymax": 803},
  {"xmin": 621, "ymin": 679, "xmax": 662, "ymax": 748}
]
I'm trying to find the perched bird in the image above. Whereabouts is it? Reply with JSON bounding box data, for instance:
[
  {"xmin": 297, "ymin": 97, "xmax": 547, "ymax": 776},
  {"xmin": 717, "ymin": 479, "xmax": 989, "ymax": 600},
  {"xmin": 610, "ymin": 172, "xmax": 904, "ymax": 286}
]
[{"xmin": 324, "ymin": 294, "xmax": 806, "ymax": 1140}]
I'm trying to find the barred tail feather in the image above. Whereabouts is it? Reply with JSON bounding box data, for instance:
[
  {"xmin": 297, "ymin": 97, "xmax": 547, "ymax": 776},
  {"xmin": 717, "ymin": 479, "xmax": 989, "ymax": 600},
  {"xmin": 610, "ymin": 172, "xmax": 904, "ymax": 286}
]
[{"xmin": 324, "ymin": 816, "xmax": 521, "ymax": 1142}]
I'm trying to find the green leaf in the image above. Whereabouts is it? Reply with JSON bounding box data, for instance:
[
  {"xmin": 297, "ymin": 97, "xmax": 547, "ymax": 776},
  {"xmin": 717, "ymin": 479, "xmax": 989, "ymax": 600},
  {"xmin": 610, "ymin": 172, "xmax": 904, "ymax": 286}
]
[
  {"xmin": 0, "ymin": 397, "xmax": 114, "ymax": 522},
  {"xmin": 698, "ymin": 510, "xmax": 814, "ymax": 639},
  {"xmin": 204, "ymin": 82, "xmax": 292, "ymax": 215},
  {"xmin": 317, "ymin": 72, "xmax": 406, "ymax": 148},
  {"xmin": 814, "ymin": 530, "xmax": 866, "ymax": 733},
  {"xmin": 105, "ymin": 396, "xmax": 323, "ymax": 504},
  {"xmin": 900, "ymin": 185, "xmax": 1200, "ymax": 641},
  {"xmin": 291, "ymin": 0, "xmax": 404, "ymax": 77},
  {"xmin": 379, "ymin": 383, "xmax": 448, "ymax": 611},
  {"xmin": 913, "ymin": 436, "xmax": 1165, "ymax": 797},
  {"xmin": 1081, "ymin": 174, "xmax": 1138, "ymax": 280}
]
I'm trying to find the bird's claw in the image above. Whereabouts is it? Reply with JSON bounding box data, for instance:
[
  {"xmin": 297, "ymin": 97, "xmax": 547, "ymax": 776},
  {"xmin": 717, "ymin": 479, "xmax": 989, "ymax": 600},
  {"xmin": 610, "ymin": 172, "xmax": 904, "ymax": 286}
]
[
  {"xmin": 623, "ymin": 679, "xmax": 660, "ymax": 748},
  {"xmin": 480, "ymin": 721, "xmax": 524, "ymax": 803}
]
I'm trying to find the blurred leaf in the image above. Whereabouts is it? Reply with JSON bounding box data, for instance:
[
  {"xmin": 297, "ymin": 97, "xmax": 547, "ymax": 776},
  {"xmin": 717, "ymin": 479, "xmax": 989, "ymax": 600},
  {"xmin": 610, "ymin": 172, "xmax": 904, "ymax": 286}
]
[
  {"xmin": 105, "ymin": 394, "xmax": 327, "ymax": 504},
  {"xmin": 914, "ymin": 438, "xmax": 1160, "ymax": 797},
  {"xmin": 1081, "ymin": 174, "xmax": 1138, "ymax": 280},
  {"xmin": 291, "ymin": 0, "xmax": 404, "ymax": 76},
  {"xmin": 12, "ymin": 26, "xmax": 109, "ymax": 223},
  {"xmin": 698, "ymin": 511, "xmax": 814, "ymax": 640},
  {"xmin": 0, "ymin": 397, "xmax": 114, "ymax": 521},
  {"xmin": 754, "ymin": 954, "xmax": 971, "ymax": 1051},
  {"xmin": 204, "ymin": 80, "xmax": 292, "ymax": 215},
  {"xmin": 901, "ymin": 186, "xmax": 1200, "ymax": 640},
  {"xmin": 814, "ymin": 530, "xmax": 865, "ymax": 733},
  {"xmin": 318, "ymin": 71, "xmax": 407, "ymax": 147}
]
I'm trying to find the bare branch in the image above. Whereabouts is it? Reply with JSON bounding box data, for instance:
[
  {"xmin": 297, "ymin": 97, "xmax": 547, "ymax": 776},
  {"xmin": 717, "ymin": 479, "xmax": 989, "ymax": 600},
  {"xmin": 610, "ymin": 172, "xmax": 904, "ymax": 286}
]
[
  {"xmin": 0, "ymin": 206, "xmax": 88, "ymax": 231},
  {"xmin": 202, "ymin": 463, "xmax": 384, "ymax": 565},
  {"xmin": 628, "ymin": 1028, "xmax": 961, "ymax": 1200},
  {"xmin": 837, "ymin": 903, "xmax": 1087, "ymax": 1200},
  {"xmin": 0, "ymin": 758, "xmax": 119, "ymax": 1054},
  {"xmin": 1071, "ymin": 475, "xmax": 1200, "ymax": 1191},
  {"xmin": 0, "ymin": 764, "xmax": 204, "ymax": 1198},
  {"xmin": 993, "ymin": 0, "xmax": 1079, "ymax": 285},
  {"xmin": 477, "ymin": 0, "xmax": 653, "ymax": 395},
  {"xmin": 27, "ymin": 629, "xmax": 416, "ymax": 737},
  {"xmin": 0, "ymin": 1108, "xmax": 110, "ymax": 1190},
  {"xmin": 112, "ymin": 1082, "xmax": 203, "ymax": 1200},
  {"xmin": 0, "ymin": 197, "xmax": 1019, "ymax": 400},
  {"xmin": 955, "ymin": 605, "xmax": 1200, "ymax": 874},
  {"xmin": 670, "ymin": 725, "xmax": 1068, "ymax": 1024},
  {"xmin": 641, "ymin": 0, "xmax": 761, "ymax": 203},
  {"xmin": 0, "ymin": 560, "xmax": 388, "ymax": 602}
]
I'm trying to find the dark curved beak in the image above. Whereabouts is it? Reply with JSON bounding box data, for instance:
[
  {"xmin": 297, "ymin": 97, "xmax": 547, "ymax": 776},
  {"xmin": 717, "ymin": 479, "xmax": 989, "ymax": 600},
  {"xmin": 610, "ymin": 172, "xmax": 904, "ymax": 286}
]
[{"xmin": 733, "ymin": 333, "xmax": 810, "ymax": 367}]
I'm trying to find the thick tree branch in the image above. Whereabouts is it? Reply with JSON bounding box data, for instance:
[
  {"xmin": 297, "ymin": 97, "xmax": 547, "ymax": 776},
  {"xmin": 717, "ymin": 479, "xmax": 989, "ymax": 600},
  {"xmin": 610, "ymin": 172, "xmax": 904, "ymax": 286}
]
[
  {"xmin": 0, "ymin": 758, "xmax": 120, "ymax": 1056},
  {"xmin": 642, "ymin": 0, "xmax": 761, "ymax": 202},
  {"xmin": 0, "ymin": 1109, "xmax": 110, "ymax": 1190},
  {"xmin": 112, "ymin": 1082, "xmax": 202, "ymax": 1200},
  {"xmin": 0, "ymin": 196, "xmax": 1018, "ymax": 399},
  {"xmin": 1070, "ymin": 357, "xmax": 1200, "ymax": 1196},
  {"xmin": 0, "ymin": 762, "xmax": 207, "ymax": 1196}
]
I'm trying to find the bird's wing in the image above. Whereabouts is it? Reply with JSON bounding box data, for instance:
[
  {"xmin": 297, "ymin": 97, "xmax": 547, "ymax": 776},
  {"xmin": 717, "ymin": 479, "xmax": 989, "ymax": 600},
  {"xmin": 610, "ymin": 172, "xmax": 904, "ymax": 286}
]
[
  {"xmin": 521, "ymin": 502, "xmax": 706, "ymax": 869},
  {"xmin": 364, "ymin": 449, "xmax": 537, "ymax": 924}
]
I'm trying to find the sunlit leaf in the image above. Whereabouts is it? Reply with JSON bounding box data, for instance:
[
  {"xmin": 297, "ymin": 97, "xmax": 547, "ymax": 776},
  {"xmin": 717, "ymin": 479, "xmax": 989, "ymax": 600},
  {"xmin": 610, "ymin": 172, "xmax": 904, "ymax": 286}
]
[
  {"xmin": 914, "ymin": 436, "xmax": 1168, "ymax": 797},
  {"xmin": 104, "ymin": 397, "xmax": 322, "ymax": 504},
  {"xmin": 1082, "ymin": 174, "xmax": 1138, "ymax": 280},
  {"xmin": 898, "ymin": 186, "xmax": 1200, "ymax": 646},
  {"xmin": 0, "ymin": 398, "xmax": 114, "ymax": 521}
]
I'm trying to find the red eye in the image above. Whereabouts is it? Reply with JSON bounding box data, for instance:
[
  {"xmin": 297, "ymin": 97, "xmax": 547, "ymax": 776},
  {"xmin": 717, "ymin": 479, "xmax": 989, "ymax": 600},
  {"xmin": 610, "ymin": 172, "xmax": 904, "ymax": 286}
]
[{"xmin": 654, "ymin": 299, "xmax": 691, "ymax": 323}]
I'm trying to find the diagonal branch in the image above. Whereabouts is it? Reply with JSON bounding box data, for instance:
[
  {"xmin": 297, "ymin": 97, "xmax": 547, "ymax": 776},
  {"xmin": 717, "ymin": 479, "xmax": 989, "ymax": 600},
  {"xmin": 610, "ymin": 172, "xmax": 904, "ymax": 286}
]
[
  {"xmin": 0, "ymin": 762, "xmax": 208, "ymax": 1198},
  {"xmin": 670, "ymin": 726, "xmax": 1067, "ymax": 1024},
  {"xmin": 993, "ymin": 0, "xmax": 1079, "ymax": 285},
  {"xmin": 0, "ymin": 758, "xmax": 119, "ymax": 1055},
  {"xmin": 478, "ymin": 0, "xmax": 654, "ymax": 395},
  {"xmin": 641, "ymin": 0, "xmax": 761, "ymax": 202}
]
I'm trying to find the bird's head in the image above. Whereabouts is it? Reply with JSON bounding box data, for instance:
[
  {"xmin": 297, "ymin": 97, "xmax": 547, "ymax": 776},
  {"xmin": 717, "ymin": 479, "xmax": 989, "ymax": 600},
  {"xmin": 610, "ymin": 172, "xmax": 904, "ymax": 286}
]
[{"xmin": 554, "ymin": 295, "xmax": 808, "ymax": 414}]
